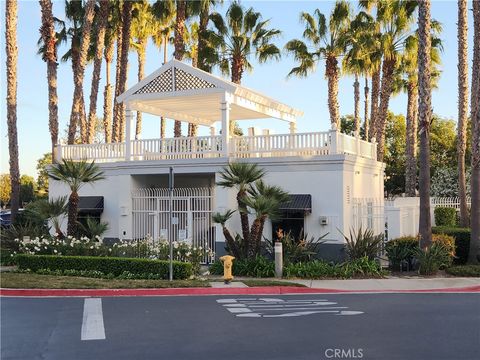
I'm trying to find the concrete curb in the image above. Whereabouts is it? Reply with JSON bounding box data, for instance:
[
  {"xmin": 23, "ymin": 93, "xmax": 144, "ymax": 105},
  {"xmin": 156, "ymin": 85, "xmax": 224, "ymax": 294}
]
[{"xmin": 1, "ymin": 285, "xmax": 479, "ymax": 297}]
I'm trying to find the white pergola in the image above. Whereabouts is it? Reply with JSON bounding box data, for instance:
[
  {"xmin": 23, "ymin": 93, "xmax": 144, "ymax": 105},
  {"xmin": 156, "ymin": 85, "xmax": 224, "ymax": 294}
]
[{"xmin": 117, "ymin": 59, "xmax": 303, "ymax": 157}]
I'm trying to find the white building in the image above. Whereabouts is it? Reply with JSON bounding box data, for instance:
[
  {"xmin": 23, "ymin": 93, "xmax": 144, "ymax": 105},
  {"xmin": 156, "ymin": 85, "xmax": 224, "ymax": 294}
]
[{"xmin": 50, "ymin": 60, "xmax": 385, "ymax": 261}]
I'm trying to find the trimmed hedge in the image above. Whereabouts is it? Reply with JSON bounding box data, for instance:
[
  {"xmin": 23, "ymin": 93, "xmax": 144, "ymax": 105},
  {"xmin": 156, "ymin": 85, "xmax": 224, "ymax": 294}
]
[
  {"xmin": 446, "ymin": 265, "xmax": 480, "ymax": 277},
  {"xmin": 434, "ymin": 207, "xmax": 457, "ymax": 227},
  {"xmin": 432, "ymin": 227, "xmax": 470, "ymax": 265},
  {"xmin": 15, "ymin": 255, "xmax": 192, "ymax": 280},
  {"xmin": 210, "ymin": 256, "xmax": 275, "ymax": 278}
]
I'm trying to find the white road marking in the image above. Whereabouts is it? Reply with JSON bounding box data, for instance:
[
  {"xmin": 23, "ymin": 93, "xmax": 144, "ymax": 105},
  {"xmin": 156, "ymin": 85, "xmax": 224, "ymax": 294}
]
[
  {"xmin": 81, "ymin": 298, "xmax": 106, "ymax": 341},
  {"xmin": 217, "ymin": 298, "xmax": 364, "ymax": 318}
]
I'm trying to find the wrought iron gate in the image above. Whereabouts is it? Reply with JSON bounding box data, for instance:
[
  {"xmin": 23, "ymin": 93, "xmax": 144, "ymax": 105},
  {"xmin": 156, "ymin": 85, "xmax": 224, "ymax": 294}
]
[{"xmin": 132, "ymin": 187, "xmax": 215, "ymax": 263}]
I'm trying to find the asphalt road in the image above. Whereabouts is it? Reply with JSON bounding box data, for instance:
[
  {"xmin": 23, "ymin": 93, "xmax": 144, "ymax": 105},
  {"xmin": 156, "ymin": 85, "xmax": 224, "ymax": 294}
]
[{"xmin": 1, "ymin": 293, "xmax": 479, "ymax": 360}]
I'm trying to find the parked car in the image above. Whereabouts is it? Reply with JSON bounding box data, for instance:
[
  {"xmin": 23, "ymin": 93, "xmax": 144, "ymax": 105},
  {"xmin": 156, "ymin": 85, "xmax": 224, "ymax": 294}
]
[{"xmin": 0, "ymin": 209, "xmax": 24, "ymax": 228}]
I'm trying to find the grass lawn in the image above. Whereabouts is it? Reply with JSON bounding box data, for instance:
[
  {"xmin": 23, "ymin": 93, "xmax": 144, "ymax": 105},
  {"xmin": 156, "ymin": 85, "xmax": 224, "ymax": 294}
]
[
  {"xmin": 0, "ymin": 272, "xmax": 210, "ymax": 289},
  {"xmin": 241, "ymin": 279, "xmax": 306, "ymax": 287}
]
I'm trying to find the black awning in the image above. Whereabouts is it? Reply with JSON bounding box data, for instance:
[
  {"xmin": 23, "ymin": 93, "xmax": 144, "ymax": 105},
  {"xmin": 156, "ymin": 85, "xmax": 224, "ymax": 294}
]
[
  {"xmin": 279, "ymin": 194, "xmax": 312, "ymax": 213},
  {"xmin": 78, "ymin": 196, "xmax": 104, "ymax": 214}
]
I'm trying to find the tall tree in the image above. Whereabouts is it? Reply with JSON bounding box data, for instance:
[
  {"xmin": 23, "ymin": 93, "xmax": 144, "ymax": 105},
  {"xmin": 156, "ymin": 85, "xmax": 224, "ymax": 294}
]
[
  {"xmin": 103, "ymin": 1, "xmax": 116, "ymax": 143},
  {"xmin": 112, "ymin": 1, "xmax": 123, "ymax": 143},
  {"xmin": 173, "ymin": 0, "xmax": 186, "ymax": 137},
  {"xmin": 285, "ymin": 1, "xmax": 350, "ymax": 130},
  {"xmin": 87, "ymin": 0, "xmax": 109, "ymax": 144},
  {"xmin": 469, "ymin": 0, "xmax": 480, "ymax": 264},
  {"xmin": 67, "ymin": 0, "xmax": 96, "ymax": 144},
  {"xmin": 360, "ymin": 0, "xmax": 417, "ymax": 161},
  {"xmin": 113, "ymin": 0, "xmax": 133, "ymax": 143},
  {"xmin": 5, "ymin": 0, "xmax": 20, "ymax": 220},
  {"xmin": 131, "ymin": 0, "xmax": 155, "ymax": 139},
  {"xmin": 39, "ymin": 0, "xmax": 59, "ymax": 161},
  {"xmin": 418, "ymin": 0, "xmax": 433, "ymax": 249},
  {"xmin": 457, "ymin": 0, "xmax": 469, "ymax": 227}
]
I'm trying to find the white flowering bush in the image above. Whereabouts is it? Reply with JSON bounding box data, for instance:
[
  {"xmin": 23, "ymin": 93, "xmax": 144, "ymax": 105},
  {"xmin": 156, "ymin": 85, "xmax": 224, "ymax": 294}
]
[{"xmin": 14, "ymin": 234, "xmax": 214, "ymax": 276}]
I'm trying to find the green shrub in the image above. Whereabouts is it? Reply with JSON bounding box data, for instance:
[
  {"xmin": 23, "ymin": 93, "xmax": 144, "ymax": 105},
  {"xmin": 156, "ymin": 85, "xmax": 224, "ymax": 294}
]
[
  {"xmin": 432, "ymin": 227, "xmax": 470, "ymax": 264},
  {"xmin": 15, "ymin": 254, "xmax": 192, "ymax": 280},
  {"xmin": 415, "ymin": 242, "xmax": 453, "ymax": 275},
  {"xmin": 445, "ymin": 265, "xmax": 480, "ymax": 277},
  {"xmin": 385, "ymin": 237, "xmax": 418, "ymax": 270},
  {"xmin": 0, "ymin": 249, "xmax": 15, "ymax": 266},
  {"xmin": 434, "ymin": 207, "xmax": 457, "ymax": 227},
  {"xmin": 342, "ymin": 227, "xmax": 384, "ymax": 261},
  {"xmin": 210, "ymin": 255, "xmax": 275, "ymax": 278},
  {"xmin": 264, "ymin": 232, "xmax": 327, "ymax": 265},
  {"xmin": 284, "ymin": 257, "xmax": 384, "ymax": 279}
]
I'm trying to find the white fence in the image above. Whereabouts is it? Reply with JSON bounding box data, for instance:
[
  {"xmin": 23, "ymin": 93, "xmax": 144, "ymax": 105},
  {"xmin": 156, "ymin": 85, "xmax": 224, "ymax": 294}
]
[
  {"xmin": 56, "ymin": 130, "xmax": 377, "ymax": 163},
  {"xmin": 131, "ymin": 187, "xmax": 215, "ymax": 264}
]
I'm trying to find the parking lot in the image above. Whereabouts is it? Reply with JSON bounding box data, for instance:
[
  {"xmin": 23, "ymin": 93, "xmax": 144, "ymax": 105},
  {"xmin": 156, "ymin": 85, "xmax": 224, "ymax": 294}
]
[{"xmin": 1, "ymin": 293, "xmax": 479, "ymax": 360}]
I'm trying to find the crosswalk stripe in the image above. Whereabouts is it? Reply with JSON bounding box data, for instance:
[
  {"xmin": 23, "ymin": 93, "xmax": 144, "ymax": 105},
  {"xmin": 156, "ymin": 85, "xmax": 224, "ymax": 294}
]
[{"xmin": 81, "ymin": 298, "xmax": 106, "ymax": 341}]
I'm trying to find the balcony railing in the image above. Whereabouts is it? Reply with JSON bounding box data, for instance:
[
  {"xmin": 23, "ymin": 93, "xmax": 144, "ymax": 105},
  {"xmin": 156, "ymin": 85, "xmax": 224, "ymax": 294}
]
[{"xmin": 56, "ymin": 130, "xmax": 377, "ymax": 163}]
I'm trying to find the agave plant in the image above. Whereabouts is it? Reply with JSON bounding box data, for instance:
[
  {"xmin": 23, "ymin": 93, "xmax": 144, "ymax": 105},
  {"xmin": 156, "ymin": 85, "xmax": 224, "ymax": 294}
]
[
  {"xmin": 78, "ymin": 216, "xmax": 109, "ymax": 239},
  {"xmin": 341, "ymin": 227, "xmax": 384, "ymax": 261}
]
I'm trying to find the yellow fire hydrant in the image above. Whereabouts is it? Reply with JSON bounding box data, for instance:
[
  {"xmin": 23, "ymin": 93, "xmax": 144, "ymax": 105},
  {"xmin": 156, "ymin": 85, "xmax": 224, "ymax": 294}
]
[{"xmin": 219, "ymin": 255, "xmax": 235, "ymax": 284}]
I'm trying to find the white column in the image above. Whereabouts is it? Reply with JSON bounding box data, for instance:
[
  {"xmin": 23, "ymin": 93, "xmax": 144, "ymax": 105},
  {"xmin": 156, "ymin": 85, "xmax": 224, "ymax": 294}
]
[
  {"xmin": 329, "ymin": 122, "xmax": 340, "ymax": 155},
  {"xmin": 289, "ymin": 122, "xmax": 297, "ymax": 134},
  {"xmin": 221, "ymin": 94, "xmax": 231, "ymax": 157},
  {"xmin": 125, "ymin": 106, "xmax": 134, "ymax": 161}
]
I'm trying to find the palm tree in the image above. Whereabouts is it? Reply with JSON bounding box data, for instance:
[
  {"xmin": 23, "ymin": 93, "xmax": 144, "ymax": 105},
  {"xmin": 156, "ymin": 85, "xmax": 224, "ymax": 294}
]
[
  {"xmin": 417, "ymin": 0, "xmax": 433, "ymax": 249},
  {"xmin": 5, "ymin": 0, "xmax": 20, "ymax": 221},
  {"xmin": 210, "ymin": 1, "xmax": 281, "ymax": 85},
  {"xmin": 67, "ymin": 0, "xmax": 96, "ymax": 144},
  {"xmin": 184, "ymin": 21, "xmax": 200, "ymax": 137},
  {"xmin": 131, "ymin": 0, "xmax": 155, "ymax": 139},
  {"xmin": 285, "ymin": 1, "xmax": 350, "ymax": 130},
  {"xmin": 29, "ymin": 196, "xmax": 67, "ymax": 237},
  {"xmin": 152, "ymin": 0, "xmax": 175, "ymax": 139},
  {"xmin": 103, "ymin": 2, "xmax": 117, "ymax": 143},
  {"xmin": 114, "ymin": 0, "xmax": 133, "ymax": 143},
  {"xmin": 87, "ymin": 0, "xmax": 109, "ymax": 144},
  {"xmin": 400, "ymin": 23, "xmax": 442, "ymax": 197},
  {"xmin": 469, "ymin": 0, "xmax": 480, "ymax": 264},
  {"xmin": 360, "ymin": 0, "xmax": 417, "ymax": 161},
  {"xmin": 112, "ymin": 1, "xmax": 123, "ymax": 143},
  {"xmin": 457, "ymin": 0, "xmax": 469, "ymax": 227},
  {"xmin": 173, "ymin": 0, "xmax": 186, "ymax": 137},
  {"xmin": 39, "ymin": 0, "xmax": 59, "ymax": 160},
  {"xmin": 212, "ymin": 210, "xmax": 240, "ymax": 258},
  {"xmin": 245, "ymin": 180, "xmax": 289, "ymax": 256},
  {"xmin": 216, "ymin": 162, "xmax": 266, "ymax": 249},
  {"xmin": 196, "ymin": 0, "xmax": 220, "ymax": 73},
  {"xmin": 49, "ymin": 159, "xmax": 105, "ymax": 236}
]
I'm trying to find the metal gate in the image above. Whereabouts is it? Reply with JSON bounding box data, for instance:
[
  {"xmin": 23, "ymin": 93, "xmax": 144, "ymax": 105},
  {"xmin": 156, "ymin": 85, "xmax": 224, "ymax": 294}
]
[{"xmin": 132, "ymin": 187, "xmax": 215, "ymax": 263}]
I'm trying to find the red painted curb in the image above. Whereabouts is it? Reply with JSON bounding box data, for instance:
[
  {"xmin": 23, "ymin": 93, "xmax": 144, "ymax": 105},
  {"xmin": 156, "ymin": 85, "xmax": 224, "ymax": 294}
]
[{"xmin": 1, "ymin": 285, "xmax": 479, "ymax": 297}]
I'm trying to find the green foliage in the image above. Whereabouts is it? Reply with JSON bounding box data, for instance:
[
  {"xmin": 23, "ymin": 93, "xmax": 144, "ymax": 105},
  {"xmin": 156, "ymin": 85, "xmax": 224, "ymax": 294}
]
[
  {"xmin": 432, "ymin": 227, "xmax": 470, "ymax": 265},
  {"xmin": 342, "ymin": 227, "xmax": 384, "ymax": 261},
  {"xmin": 78, "ymin": 217, "xmax": 109, "ymax": 239},
  {"xmin": 284, "ymin": 257, "xmax": 384, "ymax": 279},
  {"xmin": 385, "ymin": 236, "xmax": 418, "ymax": 270},
  {"xmin": 431, "ymin": 167, "xmax": 471, "ymax": 197},
  {"xmin": 20, "ymin": 175, "xmax": 37, "ymax": 205},
  {"xmin": 15, "ymin": 254, "xmax": 193, "ymax": 280},
  {"xmin": 265, "ymin": 232, "xmax": 327, "ymax": 265},
  {"xmin": 434, "ymin": 207, "xmax": 457, "ymax": 227},
  {"xmin": 0, "ymin": 174, "xmax": 11, "ymax": 207},
  {"xmin": 384, "ymin": 112, "xmax": 407, "ymax": 196},
  {"xmin": 36, "ymin": 153, "xmax": 52, "ymax": 197},
  {"xmin": 415, "ymin": 241, "xmax": 454, "ymax": 276},
  {"xmin": 445, "ymin": 265, "xmax": 480, "ymax": 277},
  {"xmin": 48, "ymin": 159, "xmax": 105, "ymax": 193},
  {"xmin": 210, "ymin": 255, "xmax": 275, "ymax": 278},
  {"xmin": 0, "ymin": 249, "xmax": 15, "ymax": 266}
]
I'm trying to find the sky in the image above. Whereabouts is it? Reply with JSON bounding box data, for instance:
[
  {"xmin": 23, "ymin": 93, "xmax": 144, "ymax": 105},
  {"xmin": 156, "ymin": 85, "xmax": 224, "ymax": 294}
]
[{"xmin": 0, "ymin": 0, "xmax": 476, "ymax": 177}]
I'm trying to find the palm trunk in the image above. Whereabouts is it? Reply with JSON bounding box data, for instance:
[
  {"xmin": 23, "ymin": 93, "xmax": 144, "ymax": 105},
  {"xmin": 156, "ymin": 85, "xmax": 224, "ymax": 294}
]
[
  {"xmin": 376, "ymin": 58, "xmax": 396, "ymax": 162},
  {"xmin": 197, "ymin": 4, "xmax": 210, "ymax": 72},
  {"xmin": 469, "ymin": 0, "xmax": 480, "ymax": 264},
  {"xmin": 248, "ymin": 218, "xmax": 262, "ymax": 258},
  {"xmin": 39, "ymin": 0, "xmax": 58, "ymax": 161},
  {"xmin": 237, "ymin": 190, "xmax": 250, "ymax": 251},
  {"xmin": 67, "ymin": 190, "xmax": 79, "ymax": 236},
  {"xmin": 353, "ymin": 74, "xmax": 360, "ymax": 135},
  {"xmin": 363, "ymin": 77, "xmax": 369, "ymax": 141},
  {"xmin": 87, "ymin": 0, "xmax": 108, "ymax": 144},
  {"xmin": 255, "ymin": 215, "xmax": 268, "ymax": 254},
  {"xmin": 103, "ymin": 35, "xmax": 114, "ymax": 143},
  {"xmin": 405, "ymin": 81, "xmax": 418, "ymax": 197},
  {"xmin": 173, "ymin": 0, "xmax": 186, "ymax": 138},
  {"xmin": 112, "ymin": 20, "xmax": 123, "ymax": 143},
  {"xmin": 6, "ymin": 0, "xmax": 20, "ymax": 220},
  {"xmin": 231, "ymin": 56, "xmax": 244, "ymax": 85},
  {"xmin": 325, "ymin": 55, "xmax": 340, "ymax": 130},
  {"xmin": 457, "ymin": 0, "xmax": 469, "ymax": 227},
  {"xmin": 135, "ymin": 43, "xmax": 146, "ymax": 140},
  {"xmin": 418, "ymin": 0, "xmax": 433, "ymax": 249},
  {"xmin": 222, "ymin": 225, "xmax": 239, "ymax": 258},
  {"xmin": 369, "ymin": 68, "xmax": 381, "ymax": 141},
  {"xmin": 116, "ymin": 1, "xmax": 132, "ymax": 143},
  {"xmin": 160, "ymin": 117, "xmax": 166, "ymax": 138},
  {"xmin": 68, "ymin": 0, "xmax": 95, "ymax": 145}
]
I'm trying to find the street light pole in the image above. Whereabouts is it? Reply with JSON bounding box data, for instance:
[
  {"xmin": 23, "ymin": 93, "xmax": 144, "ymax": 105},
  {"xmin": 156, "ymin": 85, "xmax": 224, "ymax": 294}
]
[{"xmin": 169, "ymin": 166, "xmax": 174, "ymax": 281}]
